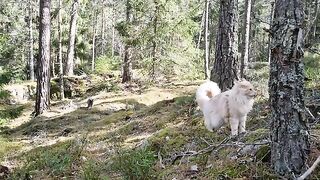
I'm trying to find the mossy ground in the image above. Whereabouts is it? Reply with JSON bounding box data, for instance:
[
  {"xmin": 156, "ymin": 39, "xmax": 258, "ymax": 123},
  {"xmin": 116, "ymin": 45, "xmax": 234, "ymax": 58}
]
[{"xmin": 0, "ymin": 64, "xmax": 319, "ymax": 179}]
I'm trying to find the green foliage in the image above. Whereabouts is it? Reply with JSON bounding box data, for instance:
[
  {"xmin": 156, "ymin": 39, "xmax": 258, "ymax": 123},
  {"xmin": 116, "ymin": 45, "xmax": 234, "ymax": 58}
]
[
  {"xmin": 0, "ymin": 105, "xmax": 24, "ymax": 125},
  {"xmin": 81, "ymin": 160, "xmax": 105, "ymax": 180},
  {"xmin": 111, "ymin": 148, "xmax": 156, "ymax": 180},
  {"xmin": 0, "ymin": 137, "xmax": 22, "ymax": 161},
  {"xmin": 304, "ymin": 52, "xmax": 320, "ymax": 88},
  {"xmin": 11, "ymin": 139, "xmax": 86, "ymax": 178},
  {"xmin": 95, "ymin": 55, "xmax": 121, "ymax": 74}
]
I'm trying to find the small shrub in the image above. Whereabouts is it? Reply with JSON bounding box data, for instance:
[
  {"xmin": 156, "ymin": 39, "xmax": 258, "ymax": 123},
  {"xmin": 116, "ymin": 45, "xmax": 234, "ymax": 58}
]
[
  {"xmin": 81, "ymin": 160, "xmax": 105, "ymax": 180},
  {"xmin": 95, "ymin": 55, "xmax": 121, "ymax": 74},
  {"xmin": 111, "ymin": 148, "xmax": 156, "ymax": 180},
  {"xmin": 0, "ymin": 105, "xmax": 24, "ymax": 125}
]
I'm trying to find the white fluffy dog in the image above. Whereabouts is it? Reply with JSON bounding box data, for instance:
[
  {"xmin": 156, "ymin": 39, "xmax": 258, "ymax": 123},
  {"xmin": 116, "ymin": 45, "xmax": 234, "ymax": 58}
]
[{"xmin": 196, "ymin": 79, "xmax": 256, "ymax": 136}]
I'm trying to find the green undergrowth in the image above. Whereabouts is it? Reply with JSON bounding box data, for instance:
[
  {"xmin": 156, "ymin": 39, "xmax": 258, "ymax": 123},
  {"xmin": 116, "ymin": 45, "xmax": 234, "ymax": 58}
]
[{"xmin": 0, "ymin": 137, "xmax": 22, "ymax": 161}]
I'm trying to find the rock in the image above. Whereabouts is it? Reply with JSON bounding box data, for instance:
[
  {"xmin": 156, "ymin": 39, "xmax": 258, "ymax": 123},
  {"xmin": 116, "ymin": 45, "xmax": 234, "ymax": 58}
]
[
  {"xmin": 0, "ymin": 165, "xmax": 9, "ymax": 179},
  {"xmin": 190, "ymin": 165, "xmax": 199, "ymax": 172}
]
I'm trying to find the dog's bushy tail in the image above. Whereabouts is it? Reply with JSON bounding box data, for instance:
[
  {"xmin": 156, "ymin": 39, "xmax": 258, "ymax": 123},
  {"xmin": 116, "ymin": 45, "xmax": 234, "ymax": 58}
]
[{"xmin": 196, "ymin": 81, "xmax": 221, "ymax": 110}]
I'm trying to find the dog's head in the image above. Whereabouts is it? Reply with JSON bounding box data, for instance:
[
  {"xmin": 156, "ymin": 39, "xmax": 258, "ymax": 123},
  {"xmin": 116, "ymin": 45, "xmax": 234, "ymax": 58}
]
[{"xmin": 233, "ymin": 79, "xmax": 256, "ymax": 98}]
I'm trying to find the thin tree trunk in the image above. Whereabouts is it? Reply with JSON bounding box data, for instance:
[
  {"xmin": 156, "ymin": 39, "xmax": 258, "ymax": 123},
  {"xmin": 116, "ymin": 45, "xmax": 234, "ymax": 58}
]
[
  {"xmin": 112, "ymin": 1, "xmax": 115, "ymax": 57},
  {"xmin": 35, "ymin": 0, "xmax": 51, "ymax": 116},
  {"xmin": 269, "ymin": 0, "xmax": 310, "ymax": 177},
  {"xmin": 240, "ymin": 0, "xmax": 251, "ymax": 78},
  {"xmin": 101, "ymin": 7, "xmax": 105, "ymax": 55},
  {"xmin": 92, "ymin": 10, "xmax": 97, "ymax": 71},
  {"xmin": 211, "ymin": 0, "xmax": 239, "ymax": 91},
  {"xmin": 65, "ymin": 0, "xmax": 79, "ymax": 76},
  {"xmin": 122, "ymin": 0, "xmax": 133, "ymax": 83},
  {"xmin": 28, "ymin": 0, "xmax": 35, "ymax": 81},
  {"xmin": 58, "ymin": 0, "xmax": 64, "ymax": 100},
  {"xmin": 267, "ymin": 2, "xmax": 275, "ymax": 64},
  {"xmin": 197, "ymin": 10, "xmax": 206, "ymax": 49},
  {"xmin": 204, "ymin": 0, "xmax": 210, "ymax": 79},
  {"xmin": 151, "ymin": 0, "xmax": 159, "ymax": 80}
]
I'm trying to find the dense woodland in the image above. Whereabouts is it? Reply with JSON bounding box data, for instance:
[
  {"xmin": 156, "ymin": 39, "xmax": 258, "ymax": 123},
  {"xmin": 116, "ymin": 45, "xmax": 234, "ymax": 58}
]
[{"xmin": 0, "ymin": 0, "xmax": 319, "ymax": 179}]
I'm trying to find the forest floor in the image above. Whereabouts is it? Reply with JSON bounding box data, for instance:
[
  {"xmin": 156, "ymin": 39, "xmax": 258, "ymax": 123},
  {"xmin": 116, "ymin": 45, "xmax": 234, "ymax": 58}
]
[{"xmin": 0, "ymin": 64, "xmax": 320, "ymax": 179}]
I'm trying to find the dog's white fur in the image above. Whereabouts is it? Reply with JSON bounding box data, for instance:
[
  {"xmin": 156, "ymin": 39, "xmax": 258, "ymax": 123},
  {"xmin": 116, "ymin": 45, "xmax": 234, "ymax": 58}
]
[{"xmin": 196, "ymin": 79, "xmax": 256, "ymax": 136}]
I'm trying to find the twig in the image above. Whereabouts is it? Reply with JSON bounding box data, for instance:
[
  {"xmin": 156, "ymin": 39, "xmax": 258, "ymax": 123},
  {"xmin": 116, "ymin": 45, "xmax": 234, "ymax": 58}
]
[
  {"xmin": 158, "ymin": 151, "xmax": 165, "ymax": 169},
  {"xmin": 306, "ymin": 107, "xmax": 315, "ymax": 120},
  {"xmin": 297, "ymin": 156, "xmax": 320, "ymax": 180}
]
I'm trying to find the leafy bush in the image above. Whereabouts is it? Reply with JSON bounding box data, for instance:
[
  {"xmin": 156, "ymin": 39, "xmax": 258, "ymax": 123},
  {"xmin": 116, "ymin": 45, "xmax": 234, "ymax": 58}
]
[
  {"xmin": 111, "ymin": 148, "xmax": 156, "ymax": 180},
  {"xmin": 304, "ymin": 52, "xmax": 320, "ymax": 88},
  {"xmin": 95, "ymin": 55, "xmax": 121, "ymax": 74}
]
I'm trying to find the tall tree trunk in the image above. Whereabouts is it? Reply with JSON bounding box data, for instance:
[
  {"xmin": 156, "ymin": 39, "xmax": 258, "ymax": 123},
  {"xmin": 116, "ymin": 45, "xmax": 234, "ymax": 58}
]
[
  {"xmin": 35, "ymin": 0, "xmax": 51, "ymax": 116},
  {"xmin": 197, "ymin": 10, "xmax": 205, "ymax": 49},
  {"xmin": 122, "ymin": 0, "xmax": 132, "ymax": 83},
  {"xmin": 211, "ymin": 0, "xmax": 239, "ymax": 91},
  {"xmin": 151, "ymin": 0, "xmax": 159, "ymax": 80},
  {"xmin": 240, "ymin": 0, "xmax": 251, "ymax": 78},
  {"xmin": 204, "ymin": 0, "xmax": 210, "ymax": 79},
  {"xmin": 101, "ymin": 7, "xmax": 105, "ymax": 55},
  {"xmin": 65, "ymin": 0, "xmax": 79, "ymax": 76},
  {"xmin": 28, "ymin": 0, "xmax": 35, "ymax": 81},
  {"xmin": 92, "ymin": 10, "xmax": 97, "ymax": 71},
  {"xmin": 58, "ymin": 0, "xmax": 64, "ymax": 100},
  {"xmin": 111, "ymin": 1, "xmax": 115, "ymax": 57},
  {"xmin": 269, "ymin": 0, "xmax": 310, "ymax": 177},
  {"xmin": 267, "ymin": 2, "xmax": 275, "ymax": 64}
]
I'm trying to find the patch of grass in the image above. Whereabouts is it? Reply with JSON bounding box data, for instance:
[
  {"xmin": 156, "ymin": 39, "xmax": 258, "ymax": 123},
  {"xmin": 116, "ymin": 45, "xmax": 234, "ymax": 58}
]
[
  {"xmin": 111, "ymin": 147, "xmax": 156, "ymax": 180},
  {"xmin": 0, "ymin": 137, "xmax": 22, "ymax": 161},
  {"xmin": 304, "ymin": 52, "xmax": 320, "ymax": 88},
  {"xmin": 81, "ymin": 159, "xmax": 107, "ymax": 180},
  {"xmin": 11, "ymin": 139, "xmax": 87, "ymax": 179},
  {"xmin": 243, "ymin": 129, "xmax": 269, "ymax": 143}
]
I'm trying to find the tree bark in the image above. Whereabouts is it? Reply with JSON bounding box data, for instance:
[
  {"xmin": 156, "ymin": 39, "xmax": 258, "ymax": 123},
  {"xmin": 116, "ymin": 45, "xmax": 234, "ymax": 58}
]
[
  {"xmin": 65, "ymin": 0, "xmax": 79, "ymax": 76},
  {"xmin": 211, "ymin": 0, "xmax": 239, "ymax": 91},
  {"xmin": 204, "ymin": 0, "xmax": 210, "ymax": 79},
  {"xmin": 269, "ymin": 0, "xmax": 310, "ymax": 177},
  {"xmin": 58, "ymin": 0, "xmax": 64, "ymax": 100},
  {"xmin": 92, "ymin": 9, "xmax": 97, "ymax": 71},
  {"xmin": 151, "ymin": 0, "xmax": 159, "ymax": 80},
  {"xmin": 28, "ymin": 0, "xmax": 35, "ymax": 81},
  {"xmin": 240, "ymin": 0, "xmax": 252, "ymax": 78},
  {"xmin": 111, "ymin": 1, "xmax": 115, "ymax": 57},
  {"xmin": 35, "ymin": 0, "xmax": 51, "ymax": 116},
  {"xmin": 122, "ymin": 0, "xmax": 133, "ymax": 83},
  {"xmin": 267, "ymin": 2, "xmax": 275, "ymax": 64}
]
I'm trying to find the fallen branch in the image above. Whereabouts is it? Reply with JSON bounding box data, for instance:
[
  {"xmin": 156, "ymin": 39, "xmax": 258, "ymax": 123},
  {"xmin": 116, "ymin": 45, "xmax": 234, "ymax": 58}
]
[
  {"xmin": 297, "ymin": 156, "xmax": 320, "ymax": 180},
  {"xmin": 158, "ymin": 151, "xmax": 165, "ymax": 169}
]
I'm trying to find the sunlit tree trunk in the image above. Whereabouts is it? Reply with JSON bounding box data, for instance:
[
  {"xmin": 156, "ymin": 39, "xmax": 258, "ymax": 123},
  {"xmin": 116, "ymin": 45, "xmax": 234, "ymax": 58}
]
[
  {"xmin": 269, "ymin": 0, "xmax": 310, "ymax": 177},
  {"xmin": 204, "ymin": 0, "xmax": 210, "ymax": 79},
  {"xmin": 35, "ymin": 0, "xmax": 51, "ymax": 116},
  {"xmin": 28, "ymin": 0, "xmax": 35, "ymax": 81},
  {"xmin": 92, "ymin": 9, "xmax": 97, "ymax": 71},
  {"xmin": 240, "ymin": 0, "xmax": 251, "ymax": 78},
  {"xmin": 58, "ymin": 0, "xmax": 64, "ymax": 100},
  {"xmin": 65, "ymin": 0, "xmax": 79, "ymax": 76}
]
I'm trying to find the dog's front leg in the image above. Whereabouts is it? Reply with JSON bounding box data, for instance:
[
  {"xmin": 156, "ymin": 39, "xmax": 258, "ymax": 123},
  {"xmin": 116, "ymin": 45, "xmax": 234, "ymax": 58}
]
[
  {"xmin": 239, "ymin": 115, "xmax": 247, "ymax": 134},
  {"xmin": 230, "ymin": 118, "xmax": 239, "ymax": 136}
]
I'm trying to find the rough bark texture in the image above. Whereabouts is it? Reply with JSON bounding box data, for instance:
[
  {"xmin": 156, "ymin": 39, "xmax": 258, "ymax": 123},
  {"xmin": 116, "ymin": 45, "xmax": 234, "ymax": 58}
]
[
  {"xmin": 28, "ymin": 0, "xmax": 35, "ymax": 81},
  {"xmin": 65, "ymin": 0, "xmax": 79, "ymax": 76},
  {"xmin": 122, "ymin": 0, "xmax": 133, "ymax": 83},
  {"xmin": 211, "ymin": 0, "xmax": 239, "ymax": 91},
  {"xmin": 35, "ymin": 0, "xmax": 51, "ymax": 116},
  {"xmin": 240, "ymin": 0, "xmax": 251, "ymax": 78},
  {"xmin": 151, "ymin": 0, "xmax": 159, "ymax": 80},
  {"xmin": 267, "ymin": 2, "xmax": 275, "ymax": 64},
  {"xmin": 269, "ymin": 0, "xmax": 310, "ymax": 177},
  {"xmin": 92, "ymin": 9, "xmax": 97, "ymax": 71},
  {"xmin": 204, "ymin": 0, "xmax": 210, "ymax": 79},
  {"xmin": 58, "ymin": 0, "xmax": 64, "ymax": 100}
]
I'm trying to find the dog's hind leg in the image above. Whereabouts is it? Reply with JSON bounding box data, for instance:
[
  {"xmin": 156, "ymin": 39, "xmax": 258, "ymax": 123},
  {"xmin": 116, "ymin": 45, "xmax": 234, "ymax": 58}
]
[{"xmin": 230, "ymin": 117, "xmax": 239, "ymax": 136}]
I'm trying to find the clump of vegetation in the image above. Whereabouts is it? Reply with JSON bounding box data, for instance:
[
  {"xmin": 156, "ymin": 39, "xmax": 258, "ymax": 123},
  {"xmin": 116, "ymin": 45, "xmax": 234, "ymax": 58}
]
[
  {"xmin": 111, "ymin": 148, "xmax": 156, "ymax": 179},
  {"xmin": 95, "ymin": 55, "xmax": 122, "ymax": 74},
  {"xmin": 0, "ymin": 105, "xmax": 24, "ymax": 125},
  {"xmin": 11, "ymin": 139, "xmax": 87, "ymax": 179},
  {"xmin": 304, "ymin": 52, "xmax": 320, "ymax": 88},
  {"xmin": 0, "ymin": 137, "xmax": 22, "ymax": 161}
]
